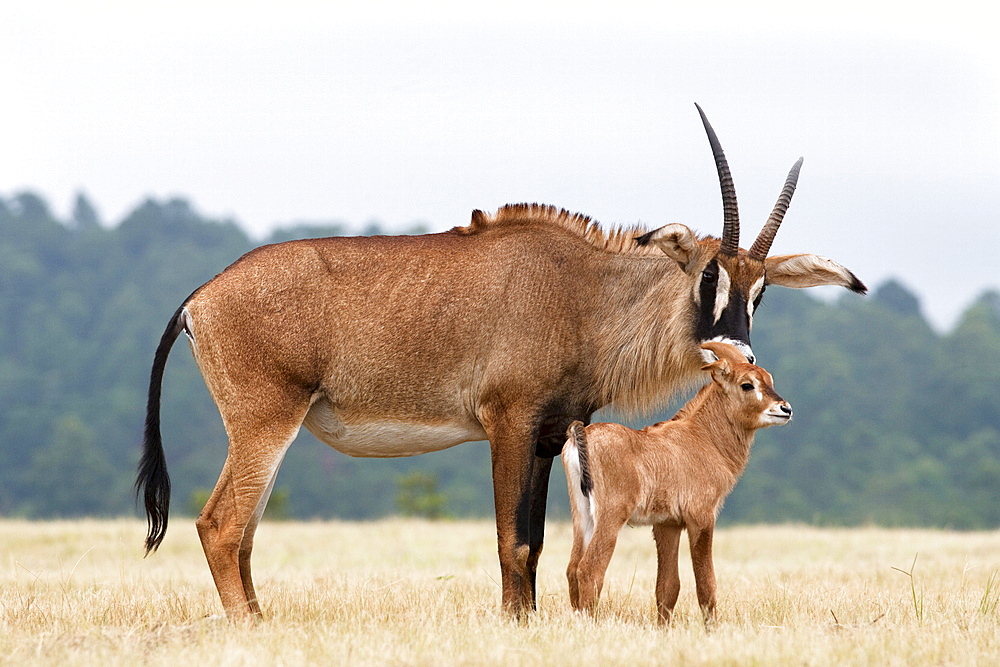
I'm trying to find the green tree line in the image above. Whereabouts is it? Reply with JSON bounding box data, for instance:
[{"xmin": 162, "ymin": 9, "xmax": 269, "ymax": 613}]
[{"xmin": 1, "ymin": 191, "xmax": 997, "ymax": 527}]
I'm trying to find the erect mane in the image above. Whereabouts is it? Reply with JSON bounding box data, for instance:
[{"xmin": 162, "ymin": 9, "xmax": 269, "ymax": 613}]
[{"xmin": 454, "ymin": 203, "xmax": 663, "ymax": 256}]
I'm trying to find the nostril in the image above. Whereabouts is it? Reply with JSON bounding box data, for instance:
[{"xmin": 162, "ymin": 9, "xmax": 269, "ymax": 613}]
[{"xmin": 781, "ymin": 404, "xmax": 792, "ymax": 415}]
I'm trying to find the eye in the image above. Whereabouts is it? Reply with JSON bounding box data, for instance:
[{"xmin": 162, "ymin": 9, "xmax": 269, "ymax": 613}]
[
  {"xmin": 740, "ymin": 383, "xmax": 754, "ymax": 392},
  {"xmin": 702, "ymin": 266, "xmax": 717, "ymax": 284}
]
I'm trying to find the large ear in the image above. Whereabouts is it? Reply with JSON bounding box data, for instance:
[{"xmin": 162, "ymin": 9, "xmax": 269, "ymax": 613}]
[
  {"xmin": 700, "ymin": 356, "xmax": 730, "ymax": 378},
  {"xmin": 635, "ymin": 223, "xmax": 701, "ymax": 273},
  {"xmin": 765, "ymin": 254, "xmax": 867, "ymax": 294},
  {"xmin": 700, "ymin": 342, "xmax": 745, "ymax": 382},
  {"xmin": 701, "ymin": 341, "xmax": 747, "ymax": 368}
]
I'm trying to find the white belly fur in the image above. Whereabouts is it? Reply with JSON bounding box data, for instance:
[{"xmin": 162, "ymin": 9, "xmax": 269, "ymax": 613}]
[
  {"xmin": 331, "ymin": 420, "xmax": 486, "ymax": 457},
  {"xmin": 303, "ymin": 400, "xmax": 487, "ymax": 457}
]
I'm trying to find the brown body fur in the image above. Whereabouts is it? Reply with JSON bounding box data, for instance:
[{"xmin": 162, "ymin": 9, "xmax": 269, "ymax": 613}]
[
  {"xmin": 563, "ymin": 342, "xmax": 792, "ymax": 624},
  {"xmin": 137, "ymin": 113, "xmax": 866, "ymax": 621},
  {"xmin": 170, "ymin": 206, "xmax": 714, "ymax": 620}
]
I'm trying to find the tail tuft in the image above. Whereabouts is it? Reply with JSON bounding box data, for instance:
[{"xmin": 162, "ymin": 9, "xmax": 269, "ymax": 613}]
[
  {"xmin": 135, "ymin": 304, "xmax": 187, "ymax": 554},
  {"xmin": 567, "ymin": 421, "xmax": 593, "ymax": 497}
]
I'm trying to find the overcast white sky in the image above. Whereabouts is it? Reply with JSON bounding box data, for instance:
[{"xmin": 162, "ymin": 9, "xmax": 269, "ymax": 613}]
[{"xmin": 2, "ymin": 1, "xmax": 998, "ymax": 330}]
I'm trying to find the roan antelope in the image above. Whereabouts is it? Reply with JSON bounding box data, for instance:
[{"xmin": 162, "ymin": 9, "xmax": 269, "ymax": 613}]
[
  {"xmin": 563, "ymin": 341, "xmax": 792, "ymax": 624},
  {"xmin": 136, "ymin": 105, "xmax": 865, "ymax": 620}
]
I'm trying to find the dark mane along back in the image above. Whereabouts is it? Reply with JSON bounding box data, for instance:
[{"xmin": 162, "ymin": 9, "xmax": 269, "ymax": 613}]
[{"xmin": 453, "ymin": 203, "xmax": 662, "ymax": 256}]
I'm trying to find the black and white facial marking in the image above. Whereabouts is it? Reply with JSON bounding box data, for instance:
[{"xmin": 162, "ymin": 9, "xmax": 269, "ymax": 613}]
[{"xmin": 694, "ymin": 258, "xmax": 766, "ymax": 364}]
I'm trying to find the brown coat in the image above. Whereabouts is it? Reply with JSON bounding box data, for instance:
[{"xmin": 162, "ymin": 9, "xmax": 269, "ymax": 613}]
[
  {"xmin": 564, "ymin": 342, "xmax": 792, "ymax": 624},
  {"xmin": 136, "ymin": 109, "xmax": 865, "ymax": 621}
]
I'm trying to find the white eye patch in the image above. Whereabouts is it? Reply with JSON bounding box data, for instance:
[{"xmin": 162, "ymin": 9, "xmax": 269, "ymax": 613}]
[
  {"xmin": 712, "ymin": 265, "xmax": 731, "ymax": 324},
  {"xmin": 747, "ymin": 275, "xmax": 765, "ymax": 328}
]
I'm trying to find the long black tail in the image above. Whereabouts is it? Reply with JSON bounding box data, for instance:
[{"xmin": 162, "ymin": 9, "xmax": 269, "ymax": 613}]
[
  {"xmin": 135, "ymin": 304, "xmax": 187, "ymax": 554},
  {"xmin": 567, "ymin": 421, "xmax": 593, "ymax": 498}
]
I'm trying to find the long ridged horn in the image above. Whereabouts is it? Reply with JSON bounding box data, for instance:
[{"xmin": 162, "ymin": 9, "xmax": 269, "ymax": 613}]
[
  {"xmin": 749, "ymin": 157, "xmax": 803, "ymax": 260},
  {"xmin": 695, "ymin": 103, "xmax": 739, "ymax": 256}
]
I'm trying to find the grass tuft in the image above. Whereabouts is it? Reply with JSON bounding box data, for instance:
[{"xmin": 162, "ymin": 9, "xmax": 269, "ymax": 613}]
[{"xmin": 891, "ymin": 553, "xmax": 925, "ymax": 625}]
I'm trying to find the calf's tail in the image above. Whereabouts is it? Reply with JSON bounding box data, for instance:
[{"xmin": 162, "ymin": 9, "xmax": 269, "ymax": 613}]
[
  {"xmin": 564, "ymin": 420, "xmax": 596, "ymax": 546},
  {"xmin": 566, "ymin": 420, "xmax": 593, "ymax": 497}
]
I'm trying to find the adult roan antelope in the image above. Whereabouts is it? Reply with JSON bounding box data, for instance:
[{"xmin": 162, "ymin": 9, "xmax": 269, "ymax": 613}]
[{"xmin": 136, "ymin": 104, "xmax": 866, "ymax": 620}]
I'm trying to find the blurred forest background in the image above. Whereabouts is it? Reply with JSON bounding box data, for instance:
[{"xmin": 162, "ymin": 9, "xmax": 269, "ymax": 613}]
[{"xmin": 1, "ymin": 191, "xmax": 998, "ymax": 528}]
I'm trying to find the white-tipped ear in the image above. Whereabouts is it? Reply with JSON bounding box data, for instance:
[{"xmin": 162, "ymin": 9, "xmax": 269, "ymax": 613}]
[
  {"xmin": 701, "ymin": 358, "xmax": 731, "ymax": 383},
  {"xmin": 635, "ymin": 223, "xmax": 700, "ymax": 272},
  {"xmin": 700, "ymin": 347, "xmax": 720, "ymax": 364},
  {"xmin": 765, "ymin": 254, "xmax": 868, "ymax": 294}
]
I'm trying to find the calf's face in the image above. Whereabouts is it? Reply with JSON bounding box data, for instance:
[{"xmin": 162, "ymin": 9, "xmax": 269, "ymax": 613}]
[{"xmin": 700, "ymin": 341, "xmax": 792, "ymax": 429}]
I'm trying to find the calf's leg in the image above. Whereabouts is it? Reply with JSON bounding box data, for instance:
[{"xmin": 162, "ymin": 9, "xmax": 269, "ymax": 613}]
[
  {"xmin": 574, "ymin": 518, "xmax": 624, "ymax": 615},
  {"xmin": 653, "ymin": 523, "xmax": 683, "ymax": 625},
  {"xmin": 564, "ymin": 466, "xmax": 589, "ymax": 609},
  {"xmin": 688, "ymin": 523, "xmax": 718, "ymax": 624}
]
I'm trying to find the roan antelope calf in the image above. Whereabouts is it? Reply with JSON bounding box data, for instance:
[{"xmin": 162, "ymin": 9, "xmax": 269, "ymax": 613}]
[{"xmin": 563, "ymin": 341, "xmax": 791, "ymax": 624}]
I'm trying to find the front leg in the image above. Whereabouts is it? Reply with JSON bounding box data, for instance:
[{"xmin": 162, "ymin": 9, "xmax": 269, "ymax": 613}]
[
  {"xmin": 689, "ymin": 523, "xmax": 718, "ymax": 625},
  {"xmin": 652, "ymin": 523, "xmax": 683, "ymax": 625},
  {"xmin": 525, "ymin": 454, "xmax": 553, "ymax": 611},
  {"xmin": 484, "ymin": 409, "xmax": 540, "ymax": 619}
]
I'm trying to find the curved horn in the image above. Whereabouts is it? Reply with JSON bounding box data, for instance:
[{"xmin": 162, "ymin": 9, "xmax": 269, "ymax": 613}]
[
  {"xmin": 695, "ymin": 103, "xmax": 739, "ymax": 256},
  {"xmin": 749, "ymin": 157, "xmax": 803, "ymax": 260}
]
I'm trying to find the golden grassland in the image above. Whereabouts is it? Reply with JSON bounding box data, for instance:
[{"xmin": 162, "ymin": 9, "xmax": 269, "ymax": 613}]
[{"xmin": 0, "ymin": 518, "xmax": 998, "ymax": 666}]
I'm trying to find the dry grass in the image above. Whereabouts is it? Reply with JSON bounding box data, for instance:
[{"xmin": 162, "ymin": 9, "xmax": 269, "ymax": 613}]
[{"xmin": 1, "ymin": 518, "xmax": 998, "ymax": 665}]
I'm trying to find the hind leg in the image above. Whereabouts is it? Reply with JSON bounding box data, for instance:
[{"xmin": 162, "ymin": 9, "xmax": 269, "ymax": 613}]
[
  {"xmin": 238, "ymin": 447, "xmax": 289, "ymax": 616},
  {"xmin": 564, "ymin": 462, "xmax": 587, "ymax": 609},
  {"xmin": 195, "ymin": 398, "xmax": 304, "ymax": 620},
  {"xmin": 196, "ymin": 460, "xmax": 244, "ymax": 617},
  {"xmin": 565, "ymin": 520, "xmax": 585, "ymax": 609},
  {"xmin": 575, "ymin": 517, "xmax": 625, "ymax": 615}
]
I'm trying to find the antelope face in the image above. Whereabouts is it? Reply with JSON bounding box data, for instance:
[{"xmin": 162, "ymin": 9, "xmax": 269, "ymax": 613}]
[
  {"xmin": 637, "ymin": 104, "xmax": 866, "ymax": 364},
  {"xmin": 701, "ymin": 341, "xmax": 792, "ymax": 428},
  {"xmin": 740, "ymin": 369, "xmax": 793, "ymax": 428},
  {"xmin": 694, "ymin": 251, "xmax": 765, "ymax": 364},
  {"xmin": 635, "ymin": 228, "xmax": 772, "ymax": 365}
]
